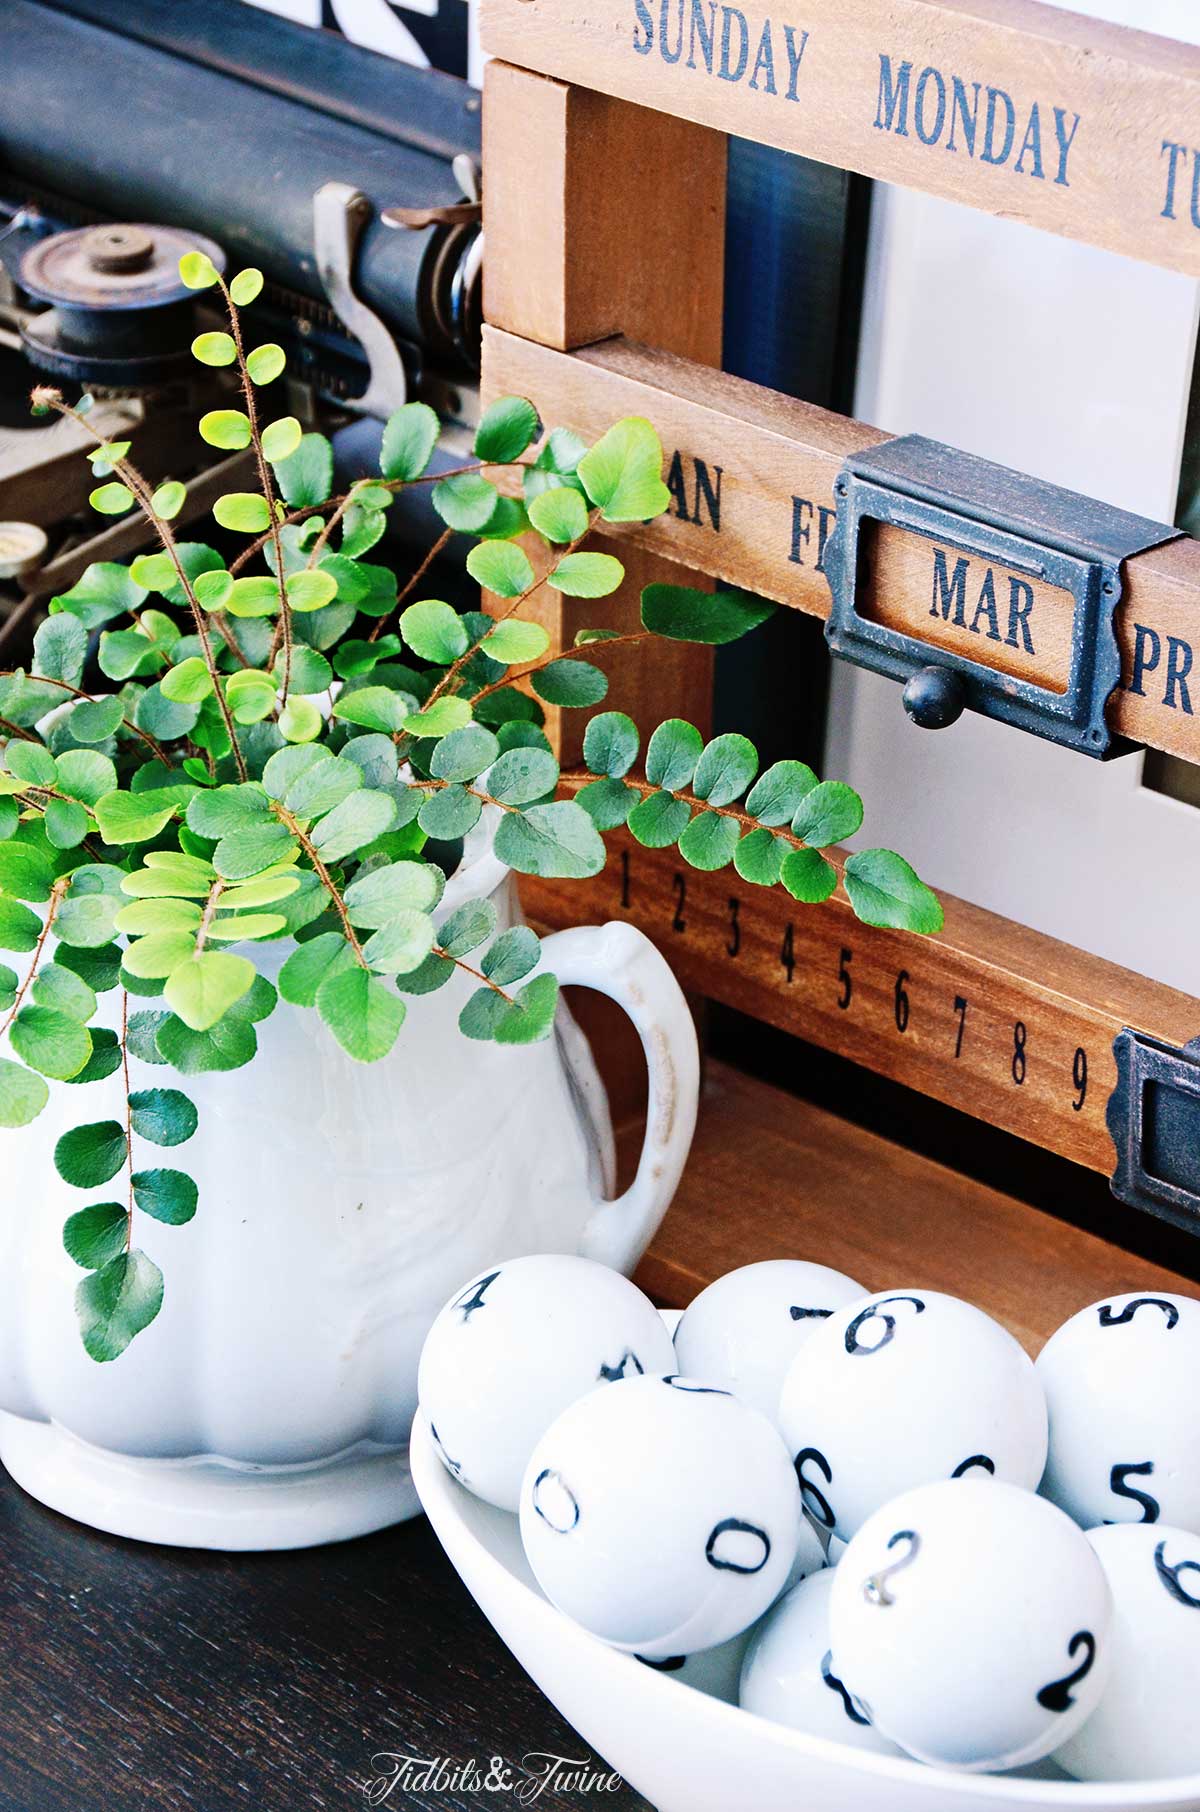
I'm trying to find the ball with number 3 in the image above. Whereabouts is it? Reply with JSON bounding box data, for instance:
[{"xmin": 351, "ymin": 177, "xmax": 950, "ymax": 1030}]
[
  {"xmin": 778, "ymin": 1288, "xmax": 1048, "ymax": 1540},
  {"xmin": 1037, "ymin": 1291, "xmax": 1200, "ymax": 1534}
]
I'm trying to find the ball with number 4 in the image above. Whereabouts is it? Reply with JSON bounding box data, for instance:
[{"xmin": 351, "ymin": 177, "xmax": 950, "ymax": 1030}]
[
  {"xmin": 1055, "ymin": 1523, "xmax": 1200, "ymax": 1781},
  {"xmin": 778, "ymin": 1288, "xmax": 1048, "ymax": 1540},
  {"xmin": 417, "ymin": 1255, "xmax": 675, "ymax": 1511},
  {"xmin": 1037, "ymin": 1291, "xmax": 1200, "ymax": 1534},
  {"xmin": 830, "ymin": 1478, "xmax": 1112, "ymax": 1771}
]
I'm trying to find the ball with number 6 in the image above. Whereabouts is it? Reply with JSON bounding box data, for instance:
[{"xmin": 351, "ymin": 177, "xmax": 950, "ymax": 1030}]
[
  {"xmin": 1037, "ymin": 1291, "xmax": 1200, "ymax": 1534},
  {"xmin": 830, "ymin": 1478, "xmax": 1112, "ymax": 1771},
  {"xmin": 778, "ymin": 1288, "xmax": 1048, "ymax": 1540},
  {"xmin": 1055, "ymin": 1523, "xmax": 1200, "ymax": 1780}
]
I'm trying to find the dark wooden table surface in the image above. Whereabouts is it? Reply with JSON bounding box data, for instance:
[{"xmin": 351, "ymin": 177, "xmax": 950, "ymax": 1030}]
[{"xmin": 0, "ymin": 1467, "xmax": 652, "ymax": 1812}]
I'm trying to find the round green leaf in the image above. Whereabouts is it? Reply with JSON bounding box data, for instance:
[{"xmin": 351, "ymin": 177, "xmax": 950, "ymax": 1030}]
[
  {"xmin": 194, "ymin": 569, "xmax": 235, "ymax": 612},
  {"xmin": 745, "ymin": 760, "xmax": 819, "ymax": 827},
  {"xmin": 401, "ymin": 697, "xmax": 473, "ymax": 738},
  {"xmin": 95, "ymin": 791, "xmax": 177, "ymax": 846},
  {"xmin": 245, "ymin": 343, "xmax": 285, "ymax": 385},
  {"xmin": 278, "ymin": 933, "xmax": 357, "ymax": 1008},
  {"xmin": 343, "ymin": 861, "xmax": 443, "ymax": 928},
  {"xmin": 481, "ymin": 619, "xmax": 550, "ymax": 665},
  {"xmin": 278, "ymin": 696, "xmax": 322, "ymax": 743},
  {"xmin": 791, "ymin": 780, "xmax": 864, "ymax": 849},
  {"xmin": 576, "ymin": 417, "xmax": 670, "ymax": 522},
  {"xmin": 33, "ymin": 613, "xmax": 87, "ymax": 685},
  {"xmin": 626, "ymin": 789, "xmax": 690, "ymax": 849},
  {"xmin": 229, "ymin": 267, "xmax": 264, "ymax": 305},
  {"xmin": 316, "ymin": 967, "xmax": 406, "ymax": 1062},
  {"xmin": 430, "ymin": 724, "xmax": 501, "ymax": 783},
  {"xmin": 75, "ymin": 1250, "xmax": 163, "ymax": 1361},
  {"xmin": 213, "ymin": 493, "xmax": 271, "ymax": 533},
  {"xmin": 160, "ymin": 658, "xmax": 215, "ymax": 704},
  {"xmin": 492, "ymin": 800, "xmax": 605, "ymax": 878},
  {"xmin": 576, "ymin": 777, "xmax": 635, "ymax": 829},
  {"xmin": 69, "ymin": 696, "xmax": 126, "ymax": 743},
  {"xmin": 485, "ymin": 746, "xmax": 559, "ymax": 806},
  {"xmin": 128, "ymin": 1088, "xmax": 198, "ymax": 1148},
  {"xmin": 417, "ymin": 784, "xmax": 481, "ymax": 840},
  {"xmin": 361, "ymin": 909, "xmax": 436, "ymax": 975},
  {"xmin": 191, "ymin": 331, "xmax": 236, "ymax": 367},
  {"xmin": 583, "ymin": 710, "xmax": 639, "ymax": 779},
  {"xmin": 465, "ymin": 540, "xmax": 534, "ymax": 599},
  {"xmin": 31, "ymin": 964, "xmax": 95, "ymax": 1020},
  {"xmin": 262, "ymin": 416, "xmax": 302, "ymax": 463},
  {"xmin": 531, "ymin": 659, "xmax": 607, "ymax": 708},
  {"xmin": 549, "ymin": 552, "xmax": 624, "ymax": 598},
  {"xmin": 843, "ymin": 849, "xmax": 943, "ymax": 934},
  {"xmin": 179, "ymin": 251, "xmax": 219, "ymax": 289},
  {"xmin": 0, "ymin": 841, "xmax": 53, "ymax": 901},
  {"xmin": 432, "ymin": 472, "xmax": 499, "ymax": 533},
  {"xmin": 480, "ymin": 924, "xmax": 540, "ymax": 987},
  {"xmin": 226, "ymin": 576, "xmax": 280, "ymax": 619},
  {"xmin": 4, "ymin": 741, "xmax": 57, "ymax": 788},
  {"xmin": 474, "ymin": 395, "xmax": 538, "ymax": 464},
  {"xmin": 640, "ymin": 583, "xmax": 777, "ymax": 644},
  {"xmin": 131, "ymin": 1167, "xmax": 198, "ymax": 1223},
  {"xmin": 493, "ymin": 971, "xmax": 559, "ymax": 1046},
  {"xmin": 43, "ymin": 797, "xmax": 89, "ymax": 849},
  {"xmin": 275, "ymin": 433, "xmax": 334, "ymax": 508},
  {"xmin": 63, "ymin": 1202, "xmax": 128, "ymax": 1270},
  {"xmin": 0, "ymin": 1057, "xmax": 49, "ymax": 1127},
  {"xmin": 0, "ymin": 896, "xmax": 41, "ymax": 952},
  {"xmin": 678, "ymin": 810, "xmax": 739, "ymax": 872},
  {"xmin": 163, "ymin": 950, "xmax": 256, "ymax": 1030},
  {"xmin": 401, "ymin": 600, "xmax": 469, "ymax": 664},
  {"xmin": 528, "ymin": 486, "xmax": 589, "ymax": 544},
  {"xmin": 284, "ymin": 569, "xmax": 338, "ymax": 613},
  {"xmin": 198, "ymin": 409, "xmax": 251, "ymax": 450},
  {"xmin": 733, "ymin": 827, "xmax": 787, "ymax": 887},
  {"xmin": 89, "ymin": 482, "xmax": 134, "ymax": 515},
  {"xmin": 380, "ymin": 402, "xmax": 439, "ymax": 482},
  {"xmin": 55, "ymin": 1120, "xmax": 128, "ymax": 1188},
  {"xmin": 692, "ymin": 733, "xmax": 758, "ymax": 808},
  {"xmin": 152, "ymin": 480, "xmax": 186, "ymax": 520},
  {"xmin": 781, "ymin": 846, "xmax": 838, "ymax": 904}
]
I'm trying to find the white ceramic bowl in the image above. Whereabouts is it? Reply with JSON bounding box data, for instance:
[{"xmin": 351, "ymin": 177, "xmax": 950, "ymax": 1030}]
[{"xmin": 411, "ymin": 1412, "xmax": 1200, "ymax": 1812}]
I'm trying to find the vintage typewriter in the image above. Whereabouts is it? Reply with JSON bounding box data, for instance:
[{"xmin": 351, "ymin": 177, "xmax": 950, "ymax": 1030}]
[{"xmin": 0, "ymin": 0, "xmax": 483, "ymax": 653}]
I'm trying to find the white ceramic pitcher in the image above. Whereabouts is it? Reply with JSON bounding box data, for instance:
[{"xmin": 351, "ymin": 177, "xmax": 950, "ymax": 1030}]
[{"xmin": 0, "ymin": 812, "xmax": 699, "ymax": 1549}]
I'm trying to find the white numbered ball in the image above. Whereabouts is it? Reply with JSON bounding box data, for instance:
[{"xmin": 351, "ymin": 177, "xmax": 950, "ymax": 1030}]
[
  {"xmin": 519, "ymin": 1373, "xmax": 802, "ymax": 1659},
  {"xmin": 1055, "ymin": 1523, "xmax": 1200, "ymax": 1780},
  {"xmin": 778, "ymin": 1288, "xmax": 1048, "ymax": 1539},
  {"xmin": 830, "ymin": 1478, "xmax": 1112, "ymax": 1771},
  {"xmin": 740, "ymin": 1569, "xmax": 904, "ymax": 1755},
  {"xmin": 417, "ymin": 1254, "xmax": 675, "ymax": 1511},
  {"xmin": 673, "ymin": 1260, "xmax": 865, "ymax": 1422},
  {"xmin": 1037, "ymin": 1291, "xmax": 1200, "ymax": 1533}
]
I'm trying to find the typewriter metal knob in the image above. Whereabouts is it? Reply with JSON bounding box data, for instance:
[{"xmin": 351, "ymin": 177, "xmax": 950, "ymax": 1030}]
[{"xmin": 82, "ymin": 224, "xmax": 155, "ymax": 276}]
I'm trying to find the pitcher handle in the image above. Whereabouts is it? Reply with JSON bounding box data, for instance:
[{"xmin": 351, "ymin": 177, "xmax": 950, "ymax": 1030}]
[{"xmin": 536, "ymin": 921, "xmax": 700, "ymax": 1274}]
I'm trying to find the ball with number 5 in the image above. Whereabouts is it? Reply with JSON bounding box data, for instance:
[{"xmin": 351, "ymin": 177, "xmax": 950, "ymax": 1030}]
[
  {"xmin": 1037, "ymin": 1291, "xmax": 1200, "ymax": 1534},
  {"xmin": 778, "ymin": 1288, "xmax": 1048, "ymax": 1540},
  {"xmin": 830, "ymin": 1477, "xmax": 1112, "ymax": 1771}
]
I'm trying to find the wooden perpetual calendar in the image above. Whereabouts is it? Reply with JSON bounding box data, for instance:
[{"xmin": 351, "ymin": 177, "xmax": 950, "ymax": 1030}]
[{"xmin": 478, "ymin": 0, "xmax": 1200, "ymax": 1340}]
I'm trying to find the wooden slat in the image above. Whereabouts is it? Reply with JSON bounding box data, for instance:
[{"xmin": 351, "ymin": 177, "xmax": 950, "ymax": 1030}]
[
  {"xmin": 481, "ymin": 0, "xmax": 1200, "ymax": 280},
  {"xmin": 522, "ymin": 822, "xmax": 1200, "ymax": 1176},
  {"xmin": 485, "ymin": 326, "xmax": 1200, "ymax": 766},
  {"xmin": 628, "ymin": 1063, "xmax": 1199, "ymax": 1353}
]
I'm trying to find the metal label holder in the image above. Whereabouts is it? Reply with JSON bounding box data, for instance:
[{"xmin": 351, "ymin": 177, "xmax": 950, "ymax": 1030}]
[
  {"xmin": 1108, "ymin": 1028, "xmax": 1200, "ymax": 1234},
  {"xmin": 824, "ymin": 434, "xmax": 1181, "ymax": 758}
]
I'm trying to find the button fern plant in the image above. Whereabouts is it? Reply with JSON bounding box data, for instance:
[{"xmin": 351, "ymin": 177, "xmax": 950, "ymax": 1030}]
[{"xmin": 0, "ymin": 253, "xmax": 941, "ymax": 1362}]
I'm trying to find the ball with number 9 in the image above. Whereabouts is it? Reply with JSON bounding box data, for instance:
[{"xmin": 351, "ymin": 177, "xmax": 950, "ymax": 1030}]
[
  {"xmin": 778, "ymin": 1288, "xmax": 1048, "ymax": 1540},
  {"xmin": 1036, "ymin": 1291, "xmax": 1200, "ymax": 1533}
]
